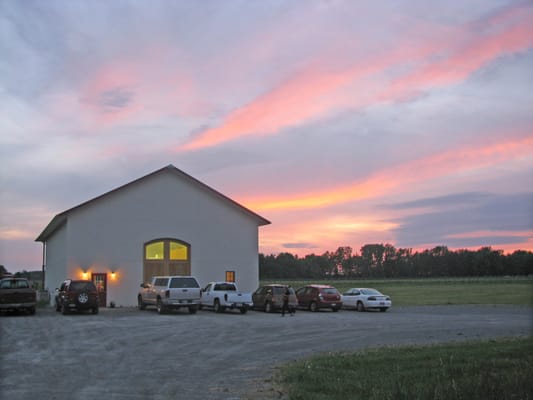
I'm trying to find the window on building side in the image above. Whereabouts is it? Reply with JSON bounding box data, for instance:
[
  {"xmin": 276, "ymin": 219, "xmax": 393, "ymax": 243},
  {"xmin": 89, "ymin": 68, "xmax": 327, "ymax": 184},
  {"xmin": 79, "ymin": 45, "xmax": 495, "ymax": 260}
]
[{"xmin": 225, "ymin": 271, "xmax": 235, "ymax": 282}]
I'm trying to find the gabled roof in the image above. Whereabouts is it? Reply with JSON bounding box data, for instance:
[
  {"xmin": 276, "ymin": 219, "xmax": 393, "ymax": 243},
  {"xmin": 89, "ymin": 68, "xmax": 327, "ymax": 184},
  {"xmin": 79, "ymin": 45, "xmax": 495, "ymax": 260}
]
[{"xmin": 35, "ymin": 164, "xmax": 270, "ymax": 242}]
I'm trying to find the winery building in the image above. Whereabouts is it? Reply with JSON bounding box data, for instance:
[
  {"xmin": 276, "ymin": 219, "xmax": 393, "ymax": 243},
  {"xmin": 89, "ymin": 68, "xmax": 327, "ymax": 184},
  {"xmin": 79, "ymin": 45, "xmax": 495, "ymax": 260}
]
[{"xmin": 35, "ymin": 165, "xmax": 270, "ymax": 307}]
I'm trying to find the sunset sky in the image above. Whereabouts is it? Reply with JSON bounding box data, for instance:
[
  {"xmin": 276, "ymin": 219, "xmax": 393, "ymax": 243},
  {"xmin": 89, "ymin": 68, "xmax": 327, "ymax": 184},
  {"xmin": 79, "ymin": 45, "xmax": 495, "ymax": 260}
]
[{"xmin": 1, "ymin": 0, "xmax": 532, "ymax": 272}]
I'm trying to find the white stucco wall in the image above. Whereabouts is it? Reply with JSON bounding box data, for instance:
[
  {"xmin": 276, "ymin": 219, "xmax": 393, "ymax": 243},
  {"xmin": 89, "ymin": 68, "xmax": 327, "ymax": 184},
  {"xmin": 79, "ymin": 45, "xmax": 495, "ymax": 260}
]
[
  {"xmin": 44, "ymin": 222, "xmax": 67, "ymax": 294},
  {"xmin": 48, "ymin": 170, "xmax": 263, "ymax": 306}
]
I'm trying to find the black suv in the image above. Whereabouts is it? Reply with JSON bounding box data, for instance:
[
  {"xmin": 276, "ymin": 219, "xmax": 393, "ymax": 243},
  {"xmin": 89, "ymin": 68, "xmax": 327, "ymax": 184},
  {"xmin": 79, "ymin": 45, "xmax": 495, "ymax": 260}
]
[{"xmin": 55, "ymin": 280, "xmax": 99, "ymax": 315}]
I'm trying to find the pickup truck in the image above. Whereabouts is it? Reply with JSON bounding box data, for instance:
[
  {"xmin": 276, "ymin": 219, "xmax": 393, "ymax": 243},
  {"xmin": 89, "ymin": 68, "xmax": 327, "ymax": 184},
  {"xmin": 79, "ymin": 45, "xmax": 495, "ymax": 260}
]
[
  {"xmin": 138, "ymin": 276, "xmax": 201, "ymax": 314},
  {"xmin": 200, "ymin": 282, "xmax": 253, "ymax": 314},
  {"xmin": 0, "ymin": 277, "xmax": 37, "ymax": 315}
]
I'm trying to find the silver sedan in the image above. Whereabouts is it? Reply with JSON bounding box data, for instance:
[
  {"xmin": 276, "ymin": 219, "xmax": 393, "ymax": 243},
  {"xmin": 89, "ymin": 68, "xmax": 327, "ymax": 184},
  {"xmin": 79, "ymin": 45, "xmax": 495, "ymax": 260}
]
[{"xmin": 341, "ymin": 288, "xmax": 392, "ymax": 312}]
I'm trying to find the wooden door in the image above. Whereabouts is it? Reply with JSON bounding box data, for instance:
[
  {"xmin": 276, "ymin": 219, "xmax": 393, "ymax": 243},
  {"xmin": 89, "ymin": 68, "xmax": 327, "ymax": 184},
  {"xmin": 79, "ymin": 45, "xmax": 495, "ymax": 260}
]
[{"xmin": 92, "ymin": 273, "xmax": 107, "ymax": 307}]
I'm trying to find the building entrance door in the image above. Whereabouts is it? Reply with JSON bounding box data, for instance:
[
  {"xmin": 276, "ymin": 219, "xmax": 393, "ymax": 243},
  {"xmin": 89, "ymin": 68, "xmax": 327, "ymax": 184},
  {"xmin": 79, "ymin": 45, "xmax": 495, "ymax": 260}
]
[{"xmin": 92, "ymin": 273, "xmax": 107, "ymax": 307}]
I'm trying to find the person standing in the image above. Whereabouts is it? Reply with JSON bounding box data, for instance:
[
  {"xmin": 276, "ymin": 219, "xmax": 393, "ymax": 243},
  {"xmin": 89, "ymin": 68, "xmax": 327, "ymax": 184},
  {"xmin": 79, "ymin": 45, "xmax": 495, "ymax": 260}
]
[{"xmin": 281, "ymin": 287, "xmax": 293, "ymax": 317}]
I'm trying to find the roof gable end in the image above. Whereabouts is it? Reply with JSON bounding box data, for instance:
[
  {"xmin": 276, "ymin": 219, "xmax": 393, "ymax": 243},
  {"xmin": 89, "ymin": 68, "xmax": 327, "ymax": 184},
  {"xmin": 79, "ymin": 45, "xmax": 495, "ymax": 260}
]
[{"xmin": 36, "ymin": 164, "xmax": 270, "ymax": 242}]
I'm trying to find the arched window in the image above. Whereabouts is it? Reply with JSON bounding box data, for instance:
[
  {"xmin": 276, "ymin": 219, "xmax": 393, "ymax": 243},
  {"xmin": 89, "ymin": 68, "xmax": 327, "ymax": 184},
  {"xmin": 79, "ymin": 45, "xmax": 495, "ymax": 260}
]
[{"xmin": 143, "ymin": 239, "xmax": 191, "ymax": 283}]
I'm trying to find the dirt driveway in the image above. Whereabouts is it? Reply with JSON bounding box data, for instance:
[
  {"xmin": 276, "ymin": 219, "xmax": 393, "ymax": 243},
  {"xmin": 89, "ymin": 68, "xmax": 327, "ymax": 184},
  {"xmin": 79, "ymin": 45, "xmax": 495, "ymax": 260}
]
[{"xmin": 1, "ymin": 305, "xmax": 531, "ymax": 399}]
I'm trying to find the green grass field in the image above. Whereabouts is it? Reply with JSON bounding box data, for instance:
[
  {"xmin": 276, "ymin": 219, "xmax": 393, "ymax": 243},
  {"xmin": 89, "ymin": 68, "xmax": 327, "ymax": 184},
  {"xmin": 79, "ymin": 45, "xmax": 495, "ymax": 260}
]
[
  {"xmin": 260, "ymin": 276, "xmax": 533, "ymax": 305},
  {"xmin": 277, "ymin": 337, "xmax": 533, "ymax": 400}
]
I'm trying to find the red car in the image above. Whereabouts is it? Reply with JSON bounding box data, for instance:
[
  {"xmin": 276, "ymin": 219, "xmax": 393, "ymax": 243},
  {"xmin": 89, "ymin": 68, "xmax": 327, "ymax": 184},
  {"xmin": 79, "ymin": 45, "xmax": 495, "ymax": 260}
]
[{"xmin": 295, "ymin": 284, "xmax": 342, "ymax": 312}]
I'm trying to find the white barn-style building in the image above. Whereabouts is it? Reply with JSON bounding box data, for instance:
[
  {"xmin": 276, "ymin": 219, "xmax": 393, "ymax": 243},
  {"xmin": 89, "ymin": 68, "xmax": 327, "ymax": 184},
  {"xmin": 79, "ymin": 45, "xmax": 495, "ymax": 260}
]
[{"xmin": 36, "ymin": 165, "xmax": 270, "ymax": 307}]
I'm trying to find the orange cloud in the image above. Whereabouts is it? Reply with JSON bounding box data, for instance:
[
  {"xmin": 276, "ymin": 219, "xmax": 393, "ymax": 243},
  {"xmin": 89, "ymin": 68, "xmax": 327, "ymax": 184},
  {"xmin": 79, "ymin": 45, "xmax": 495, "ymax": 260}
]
[
  {"xmin": 0, "ymin": 229, "xmax": 34, "ymax": 240},
  {"xmin": 258, "ymin": 213, "xmax": 400, "ymax": 257},
  {"xmin": 243, "ymin": 135, "xmax": 533, "ymax": 212}
]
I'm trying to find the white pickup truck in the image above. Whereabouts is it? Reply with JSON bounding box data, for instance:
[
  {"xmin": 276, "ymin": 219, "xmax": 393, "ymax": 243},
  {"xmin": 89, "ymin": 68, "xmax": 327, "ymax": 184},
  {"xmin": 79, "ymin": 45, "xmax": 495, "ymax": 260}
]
[
  {"xmin": 138, "ymin": 276, "xmax": 201, "ymax": 314},
  {"xmin": 200, "ymin": 282, "xmax": 253, "ymax": 314}
]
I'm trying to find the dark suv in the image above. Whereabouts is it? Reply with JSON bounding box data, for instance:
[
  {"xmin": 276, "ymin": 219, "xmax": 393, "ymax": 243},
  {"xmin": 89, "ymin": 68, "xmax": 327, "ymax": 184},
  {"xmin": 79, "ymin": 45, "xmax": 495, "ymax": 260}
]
[
  {"xmin": 252, "ymin": 284, "xmax": 297, "ymax": 313},
  {"xmin": 55, "ymin": 280, "xmax": 99, "ymax": 315},
  {"xmin": 295, "ymin": 284, "xmax": 342, "ymax": 312}
]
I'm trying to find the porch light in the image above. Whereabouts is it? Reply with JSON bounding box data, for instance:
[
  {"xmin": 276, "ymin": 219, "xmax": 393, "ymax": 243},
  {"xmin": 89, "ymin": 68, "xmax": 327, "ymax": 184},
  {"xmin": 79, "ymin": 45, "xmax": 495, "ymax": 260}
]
[{"xmin": 110, "ymin": 271, "xmax": 117, "ymax": 279}]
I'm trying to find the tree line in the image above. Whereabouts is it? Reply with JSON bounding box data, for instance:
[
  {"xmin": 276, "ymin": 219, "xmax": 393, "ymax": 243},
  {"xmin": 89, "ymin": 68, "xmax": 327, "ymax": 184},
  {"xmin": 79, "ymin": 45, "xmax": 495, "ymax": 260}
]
[{"xmin": 259, "ymin": 244, "xmax": 533, "ymax": 279}]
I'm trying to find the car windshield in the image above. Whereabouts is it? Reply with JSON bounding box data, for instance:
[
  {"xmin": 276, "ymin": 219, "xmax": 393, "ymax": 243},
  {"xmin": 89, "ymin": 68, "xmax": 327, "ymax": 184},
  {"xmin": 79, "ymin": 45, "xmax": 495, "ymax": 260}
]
[
  {"xmin": 361, "ymin": 288, "xmax": 382, "ymax": 295},
  {"xmin": 0, "ymin": 279, "xmax": 30, "ymax": 289},
  {"xmin": 70, "ymin": 281, "xmax": 96, "ymax": 291},
  {"xmin": 321, "ymin": 288, "xmax": 338, "ymax": 295}
]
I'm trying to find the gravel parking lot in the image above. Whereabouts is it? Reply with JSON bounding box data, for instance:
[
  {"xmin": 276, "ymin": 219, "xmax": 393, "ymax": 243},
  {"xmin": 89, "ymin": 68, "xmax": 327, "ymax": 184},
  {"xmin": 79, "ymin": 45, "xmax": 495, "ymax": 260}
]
[{"xmin": 1, "ymin": 305, "xmax": 531, "ymax": 400}]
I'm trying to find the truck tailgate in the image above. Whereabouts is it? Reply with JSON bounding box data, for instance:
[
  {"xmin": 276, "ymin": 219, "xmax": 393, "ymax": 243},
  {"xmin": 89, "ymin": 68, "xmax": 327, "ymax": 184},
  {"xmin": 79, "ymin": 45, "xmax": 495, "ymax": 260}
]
[
  {"xmin": 169, "ymin": 288, "xmax": 200, "ymax": 301},
  {"xmin": 0, "ymin": 289, "xmax": 36, "ymax": 304},
  {"xmin": 227, "ymin": 292, "xmax": 252, "ymax": 304}
]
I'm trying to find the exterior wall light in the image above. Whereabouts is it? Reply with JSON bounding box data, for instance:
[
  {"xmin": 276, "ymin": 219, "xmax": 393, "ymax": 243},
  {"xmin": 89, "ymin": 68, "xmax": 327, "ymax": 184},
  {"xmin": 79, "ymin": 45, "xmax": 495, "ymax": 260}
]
[
  {"xmin": 110, "ymin": 271, "xmax": 117, "ymax": 280},
  {"xmin": 82, "ymin": 270, "xmax": 89, "ymax": 279}
]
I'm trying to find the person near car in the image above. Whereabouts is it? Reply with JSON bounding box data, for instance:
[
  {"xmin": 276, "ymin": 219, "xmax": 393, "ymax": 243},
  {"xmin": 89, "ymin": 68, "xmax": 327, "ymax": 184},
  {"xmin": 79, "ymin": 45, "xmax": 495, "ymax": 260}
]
[{"xmin": 281, "ymin": 287, "xmax": 293, "ymax": 317}]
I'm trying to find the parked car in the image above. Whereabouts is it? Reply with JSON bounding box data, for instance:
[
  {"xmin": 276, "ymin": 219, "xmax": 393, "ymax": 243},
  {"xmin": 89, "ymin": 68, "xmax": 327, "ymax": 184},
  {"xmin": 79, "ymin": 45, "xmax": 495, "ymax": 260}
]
[
  {"xmin": 295, "ymin": 284, "xmax": 342, "ymax": 312},
  {"xmin": 138, "ymin": 276, "xmax": 201, "ymax": 314},
  {"xmin": 200, "ymin": 282, "xmax": 253, "ymax": 313},
  {"xmin": 341, "ymin": 288, "xmax": 391, "ymax": 312},
  {"xmin": 55, "ymin": 280, "xmax": 99, "ymax": 315},
  {"xmin": 0, "ymin": 277, "xmax": 37, "ymax": 315},
  {"xmin": 252, "ymin": 284, "xmax": 297, "ymax": 313}
]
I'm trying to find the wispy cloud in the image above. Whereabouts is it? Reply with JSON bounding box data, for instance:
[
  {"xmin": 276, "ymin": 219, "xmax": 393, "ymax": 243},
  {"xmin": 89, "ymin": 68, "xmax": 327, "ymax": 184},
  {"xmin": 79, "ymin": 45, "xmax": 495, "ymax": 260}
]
[{"xmin": 178, "ymin": 3, "xmax": 533, "ymax": 151}]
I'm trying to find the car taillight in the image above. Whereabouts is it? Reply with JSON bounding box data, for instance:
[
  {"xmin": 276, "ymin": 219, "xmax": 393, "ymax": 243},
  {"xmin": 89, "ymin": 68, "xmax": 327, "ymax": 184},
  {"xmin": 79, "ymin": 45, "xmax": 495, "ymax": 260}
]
[
  {"xmin": 368, "ymin": 296, "xmax": 376, "ymax": 301},
  {"xmin": 165, "ymin": 290, "xmax": 170, "ymax": 298}
]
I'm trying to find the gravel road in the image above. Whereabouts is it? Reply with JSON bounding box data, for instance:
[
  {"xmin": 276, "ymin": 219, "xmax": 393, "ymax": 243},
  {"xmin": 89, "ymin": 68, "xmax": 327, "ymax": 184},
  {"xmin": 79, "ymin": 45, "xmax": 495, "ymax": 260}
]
[{"xmin": 1, "ymin": 305, "xmax": 531, "ymax": 400}]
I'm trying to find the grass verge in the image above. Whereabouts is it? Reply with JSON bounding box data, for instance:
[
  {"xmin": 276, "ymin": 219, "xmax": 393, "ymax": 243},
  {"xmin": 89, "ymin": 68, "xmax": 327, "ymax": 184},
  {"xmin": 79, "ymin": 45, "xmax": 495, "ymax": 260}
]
[{"xmin": 277, "ymin": 336, "xmax": 533, "ymax": 400}]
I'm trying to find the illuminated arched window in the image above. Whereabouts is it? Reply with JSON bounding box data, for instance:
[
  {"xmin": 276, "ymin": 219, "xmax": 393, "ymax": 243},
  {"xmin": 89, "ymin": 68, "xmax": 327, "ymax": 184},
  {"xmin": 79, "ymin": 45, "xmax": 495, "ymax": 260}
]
[
  {"xmin": 145, "ymin": 241, "xmax": 164, "ymax": 260},
  {"xmin": 143, "ymin": 239, "xmax": 191, "ymax": 283}
]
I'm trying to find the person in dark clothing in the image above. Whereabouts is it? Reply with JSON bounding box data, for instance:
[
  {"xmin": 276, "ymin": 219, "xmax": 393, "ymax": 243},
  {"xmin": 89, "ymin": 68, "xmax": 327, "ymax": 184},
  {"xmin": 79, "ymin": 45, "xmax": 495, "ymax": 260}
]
[{"xmin": 281, "ymin": 287, "xmax": 293, "ymax": 317}]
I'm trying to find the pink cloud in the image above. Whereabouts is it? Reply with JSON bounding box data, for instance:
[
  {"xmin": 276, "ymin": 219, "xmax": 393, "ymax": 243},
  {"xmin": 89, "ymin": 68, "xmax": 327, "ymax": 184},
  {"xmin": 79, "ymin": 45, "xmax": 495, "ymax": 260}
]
[
  {"xmin": 381, "ymin": 10, "xmax": 533, "ymax": 101},
  {"xmin": 178, "ymin": 4, "xmax": 533, "ymax": 151}
]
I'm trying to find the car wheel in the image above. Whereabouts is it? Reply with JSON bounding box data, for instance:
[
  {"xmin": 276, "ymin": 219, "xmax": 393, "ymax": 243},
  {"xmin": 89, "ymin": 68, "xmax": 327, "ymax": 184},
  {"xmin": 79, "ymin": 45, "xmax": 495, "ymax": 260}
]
[
  {"xmin": 214, "ymin": 299, "xmax": 224, "ymax": 313},
  {"xmin": 239, "ymin": 306, "xmax": 248, "ymax": 314},
  {"xmin": 310, "ymin": 302, "xmax": 318, "ymax": 312},
  {"xmin": 137, "ymin": 295, "xmax": 146, "ymax": 310},
  {"xmin": 156, "ymin": 298, "xmax": 165, "ymax": 314},
  {"xmin": 380, "ymin": 307, "xmax": 388, "ymax": 312},
  {"xmin": 61, "ymin": 304, "xmax": 69, "ymax": 315},
  {"xmin": 92, "ymin": 306, "xmax": 99, "ymax": 314},
  {"xmin": 189, "ymin": 305, "xmax": 198, "ymax": 314},
  {"xmin": 356, "ymin": 302, "xmax": 365, "ymax": 312},
  {"xmin": 265, "ymin": 301, "xmax": 273, "ymax": 313}
]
